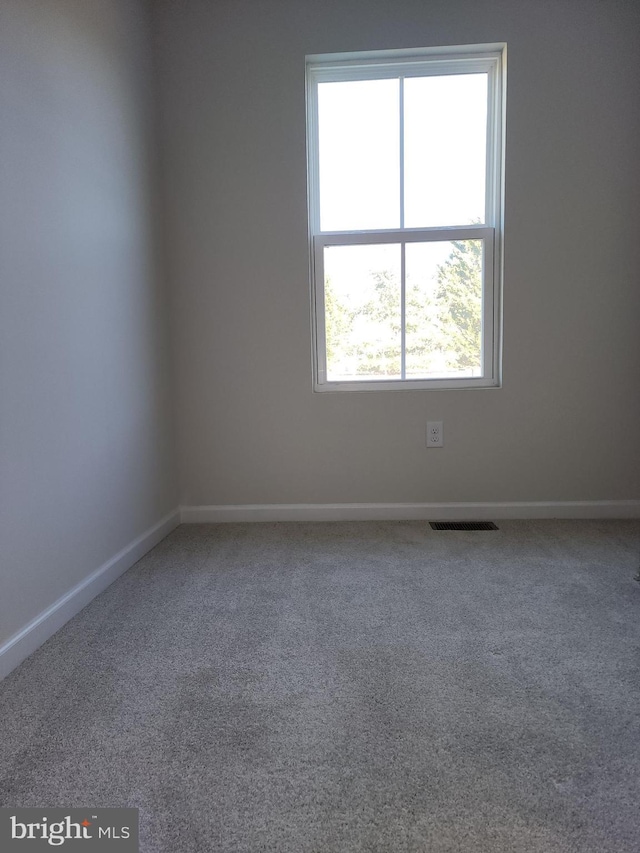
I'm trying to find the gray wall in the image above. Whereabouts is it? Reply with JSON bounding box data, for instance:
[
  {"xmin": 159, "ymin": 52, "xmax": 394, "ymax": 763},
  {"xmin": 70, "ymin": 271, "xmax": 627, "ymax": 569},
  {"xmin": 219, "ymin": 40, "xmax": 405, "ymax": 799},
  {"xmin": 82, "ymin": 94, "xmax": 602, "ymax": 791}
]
[
  {"xmin": 155, "ymin": 0, "xmax": 640, "ymax": 508},
  {"xmin": 0, "ymin": 0, "xmax": 177, "ymax": 646}
]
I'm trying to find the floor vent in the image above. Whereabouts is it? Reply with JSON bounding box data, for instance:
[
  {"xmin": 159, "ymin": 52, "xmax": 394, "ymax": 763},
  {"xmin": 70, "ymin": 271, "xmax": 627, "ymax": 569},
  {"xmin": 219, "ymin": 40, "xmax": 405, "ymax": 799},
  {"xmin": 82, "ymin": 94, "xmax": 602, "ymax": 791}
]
[{"xmin": 430, "ymin": 521, "xmax": 499, "ymax": 531}]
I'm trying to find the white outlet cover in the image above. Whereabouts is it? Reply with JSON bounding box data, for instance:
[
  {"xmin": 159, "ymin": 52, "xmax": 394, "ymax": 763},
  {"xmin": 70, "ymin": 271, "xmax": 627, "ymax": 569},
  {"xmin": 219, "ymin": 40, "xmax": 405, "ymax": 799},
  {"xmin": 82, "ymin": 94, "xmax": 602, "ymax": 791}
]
[{"xmin": 426, "ymin": 421, "xmax": 443, "ymax": 447}]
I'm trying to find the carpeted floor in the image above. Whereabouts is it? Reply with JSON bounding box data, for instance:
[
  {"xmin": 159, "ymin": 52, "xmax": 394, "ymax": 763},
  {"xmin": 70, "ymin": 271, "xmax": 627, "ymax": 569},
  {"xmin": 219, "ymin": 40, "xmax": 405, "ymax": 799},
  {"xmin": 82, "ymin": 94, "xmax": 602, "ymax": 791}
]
[{"xmin": 1, "ymin": 520, "xmax": 639, "ymax": 852}]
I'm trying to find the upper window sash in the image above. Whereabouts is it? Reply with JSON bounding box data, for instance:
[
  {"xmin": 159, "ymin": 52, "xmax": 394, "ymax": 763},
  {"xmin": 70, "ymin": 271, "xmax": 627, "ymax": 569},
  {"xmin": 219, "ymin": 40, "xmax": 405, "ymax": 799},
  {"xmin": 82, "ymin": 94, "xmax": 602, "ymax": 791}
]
[{"xmin": 306, "ymin": 45, "xmax": 505, "ymax": 236}]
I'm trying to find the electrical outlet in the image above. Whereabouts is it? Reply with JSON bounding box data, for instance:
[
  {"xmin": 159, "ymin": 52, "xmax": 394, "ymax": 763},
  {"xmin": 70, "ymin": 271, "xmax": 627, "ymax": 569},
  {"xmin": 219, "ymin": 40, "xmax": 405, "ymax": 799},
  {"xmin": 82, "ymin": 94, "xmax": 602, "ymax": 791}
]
[{"xmin": 427, "ymin": 421, "xmax": 443, "ymax": 448}]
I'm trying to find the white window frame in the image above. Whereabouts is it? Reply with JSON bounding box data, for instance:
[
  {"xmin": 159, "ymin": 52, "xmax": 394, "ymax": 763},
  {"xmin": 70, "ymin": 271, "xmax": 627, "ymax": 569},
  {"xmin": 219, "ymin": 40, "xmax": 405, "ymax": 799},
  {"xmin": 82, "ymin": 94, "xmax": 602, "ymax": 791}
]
[{"xmin": 306, "ymin": 43, "xmax": 507, "ymax": 392}]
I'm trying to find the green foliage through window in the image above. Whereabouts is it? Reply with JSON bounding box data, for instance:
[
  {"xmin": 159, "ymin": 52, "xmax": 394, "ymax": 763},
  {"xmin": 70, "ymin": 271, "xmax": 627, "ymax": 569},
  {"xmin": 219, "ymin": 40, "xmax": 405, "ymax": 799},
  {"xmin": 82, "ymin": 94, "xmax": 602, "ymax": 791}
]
[{"xmin": 325, "ymin": 239, "xmax": 482, "ymax": 380}]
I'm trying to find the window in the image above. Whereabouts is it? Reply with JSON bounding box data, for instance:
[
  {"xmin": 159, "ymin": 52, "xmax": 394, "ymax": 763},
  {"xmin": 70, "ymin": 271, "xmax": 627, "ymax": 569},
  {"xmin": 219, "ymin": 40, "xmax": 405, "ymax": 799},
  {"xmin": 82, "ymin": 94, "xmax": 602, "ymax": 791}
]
[{"xmin": 306, "ymin": 44, "xmax": 506, "ymax": 391}]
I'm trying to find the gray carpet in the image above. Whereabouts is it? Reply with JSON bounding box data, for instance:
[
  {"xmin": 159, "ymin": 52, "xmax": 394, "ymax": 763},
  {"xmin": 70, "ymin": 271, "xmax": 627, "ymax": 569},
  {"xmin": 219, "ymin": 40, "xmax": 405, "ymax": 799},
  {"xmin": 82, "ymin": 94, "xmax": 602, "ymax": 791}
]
[{"xmin": 1, "ymin": 520, "xmax": 640, "ymax": 852}]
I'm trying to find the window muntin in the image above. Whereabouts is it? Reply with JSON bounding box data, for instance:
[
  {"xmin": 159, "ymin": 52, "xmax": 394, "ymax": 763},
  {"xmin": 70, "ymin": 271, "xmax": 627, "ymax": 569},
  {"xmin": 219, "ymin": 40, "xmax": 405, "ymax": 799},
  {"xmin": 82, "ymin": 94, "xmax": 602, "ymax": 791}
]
[{"xmin": 307, "ymin": 44, "xmax": 506, "ymax": 391}]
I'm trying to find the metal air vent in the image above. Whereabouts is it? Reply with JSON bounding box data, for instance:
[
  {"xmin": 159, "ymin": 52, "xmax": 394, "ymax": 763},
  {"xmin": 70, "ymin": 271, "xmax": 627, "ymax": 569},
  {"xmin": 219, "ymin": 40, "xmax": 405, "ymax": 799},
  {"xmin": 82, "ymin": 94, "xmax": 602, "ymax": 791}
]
[{"xmin": 429, "ymin": 521, "xmax": 498, "ymax": 531}]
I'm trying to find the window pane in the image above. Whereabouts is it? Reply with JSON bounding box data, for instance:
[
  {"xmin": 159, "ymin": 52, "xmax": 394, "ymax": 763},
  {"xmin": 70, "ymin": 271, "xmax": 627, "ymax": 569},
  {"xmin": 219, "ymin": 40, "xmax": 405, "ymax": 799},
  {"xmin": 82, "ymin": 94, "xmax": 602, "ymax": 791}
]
[
  {"xmin": 405, "ymin": 240, "xmax": 483, "ymax": 378},
  {"xmin": 404, "ymin": 74, "xmax": 487, "ymax": 227},
  {"xmin": 318, "ymin": 80, "xmax": 400, "ymax": 231},
  {"xmin": 324, "ymin": 244, "xmax": 401, "ymax": 380}
]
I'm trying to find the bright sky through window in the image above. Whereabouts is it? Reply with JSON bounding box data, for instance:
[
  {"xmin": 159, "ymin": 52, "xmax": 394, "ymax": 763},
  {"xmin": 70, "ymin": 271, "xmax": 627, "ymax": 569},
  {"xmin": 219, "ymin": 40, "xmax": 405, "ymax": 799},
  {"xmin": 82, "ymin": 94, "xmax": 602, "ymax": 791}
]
[{"xmin": 318, "ymin": 73, "xmax": 487, "ymax": 232}]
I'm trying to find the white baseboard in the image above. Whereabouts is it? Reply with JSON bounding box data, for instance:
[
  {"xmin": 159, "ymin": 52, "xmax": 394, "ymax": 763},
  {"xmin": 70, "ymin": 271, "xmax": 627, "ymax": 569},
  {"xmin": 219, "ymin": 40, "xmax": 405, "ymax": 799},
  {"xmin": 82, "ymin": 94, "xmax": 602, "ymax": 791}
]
[
  {"xmin": 0, "ymin": 508, "xmax": 180, "ymax": 681},
  {"xmin": 180, "ymin": 500, "xmax": 640, "ymax": 524}
]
